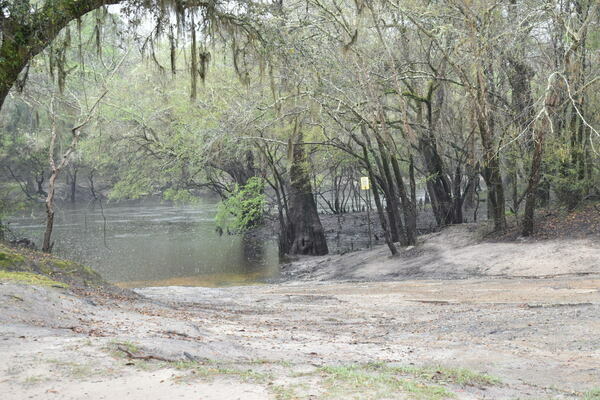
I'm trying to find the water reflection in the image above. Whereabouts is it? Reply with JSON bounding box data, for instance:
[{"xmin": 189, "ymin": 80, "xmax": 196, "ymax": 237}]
[{"xmin": 7, "ymin": 201, "xmax": 280, "ymax": 287}]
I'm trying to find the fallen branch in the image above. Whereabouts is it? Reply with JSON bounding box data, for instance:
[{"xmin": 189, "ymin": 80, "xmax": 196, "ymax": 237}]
[{"xmin": 116, "ymin": 345, "xmax": 174, "ymax": 362}]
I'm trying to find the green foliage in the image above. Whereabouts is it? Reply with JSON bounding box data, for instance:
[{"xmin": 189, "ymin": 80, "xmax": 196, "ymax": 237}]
[
  {"xmin": 109, "ymin": 174, "xmax": 154, "ymax": 200},
  {"xmin": 215, "ymin": 177, "xmax": 266, "ymax": 233},
  {"xmin": 162, "ymin": 188, "xmax": 198, "ymax": 204},
  {"xmin": 544, "ymin": 143, "xmax": 591, "ymax": 209}
]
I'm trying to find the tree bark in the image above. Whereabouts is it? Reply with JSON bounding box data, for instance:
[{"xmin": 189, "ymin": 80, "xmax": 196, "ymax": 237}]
[
  {"xmin": 522, "ymin": 125, "xmax": 545, "ymax": 236},
  {"xmin": 42, "ymin": 172, "xmax": 58, "ymax": 253},
  {"xmin": 481, "ymin": 152, "xmax": 506, "ymax": 231},
  {"xmin": 360, "ymin": 145, "xmax": 397, "ymax": 255},
  {"xmin": 476, "ymin": 64, "xmax": 507, "ymax": 231},
  {"xmin": 285, "ymin": 129, "xmax": 328, "ymax": 256},
  {"xmin": 89, "ymin": 170, "xmax": 99, "ymax": 199},
  {"xmin": 391, "ymin": 155, "xmax": 416, "ymax": 245},
  {"xmin": 70, "ymin": 168, "xmax": 78, "ymax": 203},
  {"xmin": 377, "ymin": 145, "xmax": 406, "ymax": 245}
]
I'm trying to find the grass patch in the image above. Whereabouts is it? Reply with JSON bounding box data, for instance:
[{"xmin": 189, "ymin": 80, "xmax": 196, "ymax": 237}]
[
  {"xmin": 171, "ymin": 360, "xmax": 272, "ymax": 383},
  {"xmin": 271, "ymin": 384, "xmax": 301, "ymax": 400},
  {"xmin": 0, "ymin": 250, "xmax": 26, "ymax": 268},
  {"xmin": 22, "ymin": 375, "xmax": 50, "ymax": 386},
  {"xmin": 0, "ymin": 270, "xmax": 67, "ymax": 288},
  {"xmin": 584, "ymin": 388, "xmax": 600, "ymax": 400},
  {"xmin": 0, "ymin": 243, "xmax": 106, "ymax": 289},
  {"xmin": 388, "ymin": 364, "xmax": 501, "ymax": 386},
  {"xmin": 0, "ymin": 242, "xmax": 106, "ymax": 289},
  {"xmin": 313, "ymin": 363, "xmax": 500, "ymax": 399},
  {"xmin": 320, "ymin": 364, "xmax": 454, "ymax": 400},
  {"xmin": 112, "ymin": 340, "xmax": 140, "ymax": 354},
  {"xmin": 106, "ymin": 340, "xmax": 145, "ymax": 360},
  {"xmin": 50, "ymin": 259, "xmax": 80, "ymax": 273},
  {"xmin": 45, "ymin": 359, "xmax": 113, "ymax": 379}
]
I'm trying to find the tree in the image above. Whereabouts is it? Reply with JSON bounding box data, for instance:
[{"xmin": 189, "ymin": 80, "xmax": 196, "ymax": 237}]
[
  {"xmin": 284, "ymin": 124, "xmax": 329, "ymax": 255},
  {"xmin": 0, "ymin": 0, "xmax": 122, "ymax": 109},
  {"xmin": 42, "ymin": 91, "xmax": 105, "ymax": 252},
  {"xmin": 0, "ymin": 0, "xmax": 270, "ymax": 111}
]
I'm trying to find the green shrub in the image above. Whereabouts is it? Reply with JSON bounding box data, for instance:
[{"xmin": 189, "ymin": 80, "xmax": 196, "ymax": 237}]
[{"xmin": 215, "ymin": 177, "xmax": 266, "ymax": 233}]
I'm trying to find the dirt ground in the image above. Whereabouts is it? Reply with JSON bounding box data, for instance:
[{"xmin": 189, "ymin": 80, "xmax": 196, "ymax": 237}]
[
  {"xmin": 281, "ymin": 223, "xmax": 600, "ymax": 281},
  {"xmin": 1, "ymin": 224, "xmax": 599, "ymax": 399}
]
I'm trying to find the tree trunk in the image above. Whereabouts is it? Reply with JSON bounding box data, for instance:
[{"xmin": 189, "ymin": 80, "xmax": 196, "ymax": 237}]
[
  {"xmin": 361, "ymin": 126, "xmax": 405, "ymax": 244},
  {"xmin": 36, "ymin": 172, "xmax": 46, "ymax": 196},
  {"xmin": 378, "ymin": 148, "xmax": 406, "ymax": 245},
  {"xmin": 70, "ymin": 169, "xmax": 77, "ymax": 203},
  {"xmin": 477, "ymin": 64, "xmax": 507, "ymax": 231},
  {"xmin": 391, "ymin": 155, "xmax": 416, "ymax": 245},
  {"xmin": 361, "ymin": 145, "xmax": 397, "ymax": 255},
  {"xmin": 285, "ymin": 130, "xmax": 328, "ymax": 256},
  {"xmin": 408, "ymin": 88, "xmax": 460, "ymax": 226},
  {"xmin": 481, "ymin": 156, "xmax": 506, "ymax": 231},
  {"xmin": 418, "ymin": 135, "xmax": 456, "ymax": 225},
  {"xmin": 522, "ymin": 125, "xmax": 546, "ymax": 236},
  {"xmin": 88, "ymin": 170, "xmax": 100, "ymax": 199},
  {"xmin": 42, "ymin": 173, "xmax": 58, "ymax": 253},
  {"xmin": 451, "ymin": 166, "xmax": 465, "ymax": 223},
  {"xmin": 272, "ymin": 183, "xmax": 288, "ymax": 257},
  {"xmin": 463, "ymin": 129, "xmax": 477, "ymax": 210}
]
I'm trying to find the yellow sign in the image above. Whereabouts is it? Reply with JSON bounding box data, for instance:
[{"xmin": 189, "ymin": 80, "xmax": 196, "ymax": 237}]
[{"xmin": 360, "ymin": 176, "xmax": 370, "ymax": 190}]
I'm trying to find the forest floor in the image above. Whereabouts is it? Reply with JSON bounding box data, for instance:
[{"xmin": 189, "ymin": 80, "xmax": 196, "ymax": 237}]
[{"xmin": 1, "ymin": 205, "xmax": 599, "ymax": 399}]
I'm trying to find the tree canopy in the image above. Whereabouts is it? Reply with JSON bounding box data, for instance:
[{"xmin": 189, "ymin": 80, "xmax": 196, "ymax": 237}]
[{"xmin": 1, "ymin": 0, "xmax": 599, "ymax": 253}]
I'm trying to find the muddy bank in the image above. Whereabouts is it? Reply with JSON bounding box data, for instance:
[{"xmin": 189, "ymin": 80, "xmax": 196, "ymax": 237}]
[{"xmin": 281, "ymin": 224, "xmax": 600, "ymax": 282}]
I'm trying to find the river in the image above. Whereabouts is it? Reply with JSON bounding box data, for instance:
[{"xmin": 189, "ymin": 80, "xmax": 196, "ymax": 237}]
[{"xmin": 6, "ymin": 200, "xmax": 280, "ymax": 288}]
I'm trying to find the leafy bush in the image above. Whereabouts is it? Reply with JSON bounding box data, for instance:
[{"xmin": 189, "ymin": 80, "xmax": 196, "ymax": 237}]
[{"xmin": 215, "ymin": 177, "xmax": 266, "ymax": 233}]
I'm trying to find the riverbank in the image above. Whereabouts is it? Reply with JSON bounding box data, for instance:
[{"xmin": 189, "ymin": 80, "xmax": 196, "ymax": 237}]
[
  {"xmin": 1, "ymin": 211, "xmax": 599, "ymax": 399},
  {"xmin": 280, "ymin": 222, "xmax": 600, "ymax": 282}
]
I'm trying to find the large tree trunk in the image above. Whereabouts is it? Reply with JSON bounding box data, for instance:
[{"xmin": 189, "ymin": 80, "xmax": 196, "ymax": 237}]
[
  {"xmin": 506, "ymin": 45, "xmax": 536, "ymax": 215},
  {"xmin": 285, "ymin": 130, "xmax": 328, "ymax": 256},
  {"xmin": 36, "ymin": 172, "xmax": 47, "ymax": 196}
]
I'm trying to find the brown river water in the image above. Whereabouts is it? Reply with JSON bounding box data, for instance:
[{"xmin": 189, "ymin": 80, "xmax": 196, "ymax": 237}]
[{"xmin": 7, "ymin": 200, "xmax": 280, "ymax": 287}]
